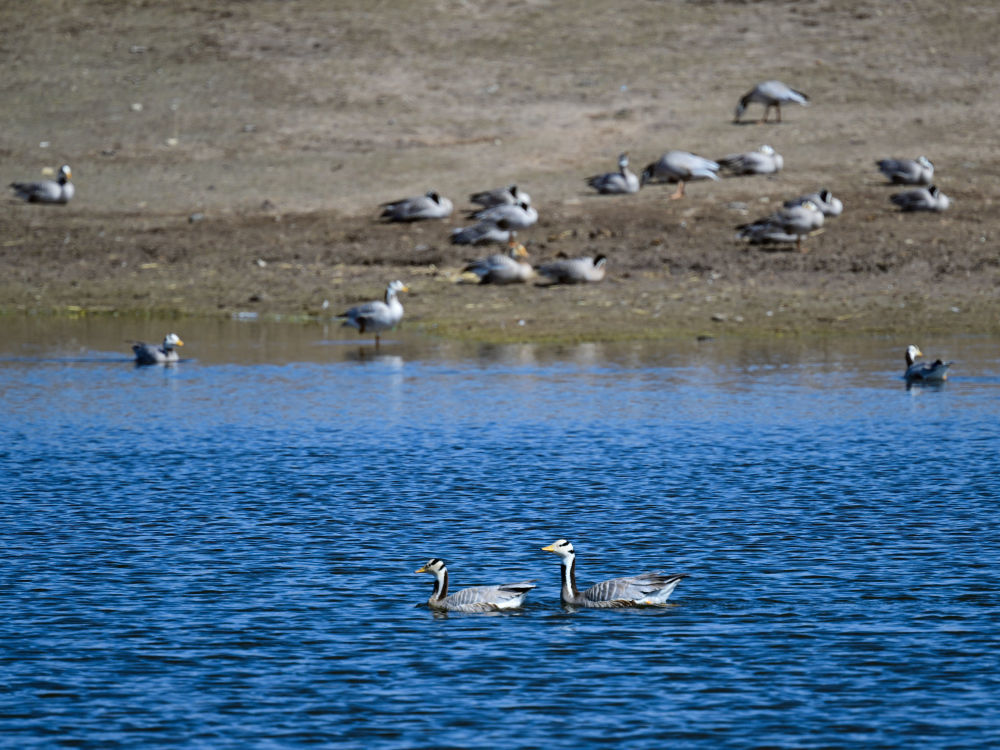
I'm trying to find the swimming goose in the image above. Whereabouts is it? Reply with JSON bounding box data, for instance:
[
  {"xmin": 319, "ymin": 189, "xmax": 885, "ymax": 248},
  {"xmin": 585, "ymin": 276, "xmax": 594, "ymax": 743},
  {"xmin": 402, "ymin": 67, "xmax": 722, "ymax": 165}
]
[
  {"xmin": 640, "ymin": 151, "xmax": 720, "ymax": 199},
  {"xmin": 738, "ymin": 200, "xmax": 824, "ymax": 251},
  {"xmin": 719, "ymin": 144, "xmax": 784, "ymax": 175},
  {"xmin": 890, "ymin": 185, "xmax": 950, "ymax": 212},
  {"xmin": 10, "ymin": 164, "xmax": 74, "ymax": 204},
  {"xmin": 784, "ymin": 189, "xmax": 843, "ymax": 217},
  {"xmin": 877, "ymin": 156, "xmax": 934, "ymax": 185},
  {"xmin": 415, "ymin": 558, "xmax": 536, "ymax": 613},
  {"xmin": 734, "ymin": 80, "xmax": 809, "ymax": 124},
  {"xmin": 467, "ymin": 200, "xmax": 538, "ymax": 228},
  {"xmin": 904, "ymin": 345, "xmax": 952, "ymax": 382},
  {"xmin": 337, "ymin": 280, "xmax": 408, "ymax": 348},
  {"xmin": 537, "ymin": 254, "xmax": 607, "ymax": 284},
  {"xmin": 450, "ymin": 220, "xmax": 515, "ymax": 246},
  {"xmin": 462, "ymin": 237, "xmax": 534, "ymax": 284},
  {"xmin": 542, "ymin": 539, "xmax": 686, "ymax": 608},
  {"xmin": 132, "ymin": 333, "xmax": 183, "ymax": 365},
  {"xmin": 586, "ymin": 152, "xmax": 641, "ymax": 194},
  {"xmin": 379, "ymin": 191, "xmax": 453, "ymax": 222},
  {"xmin": 469, "ymin": 184, "xmax": 532, "ymax": 209}
]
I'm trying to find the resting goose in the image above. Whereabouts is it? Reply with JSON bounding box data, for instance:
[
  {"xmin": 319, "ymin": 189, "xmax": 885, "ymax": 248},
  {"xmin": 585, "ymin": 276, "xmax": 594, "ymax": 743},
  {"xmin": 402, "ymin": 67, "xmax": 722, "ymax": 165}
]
[
  {"xmin": 379, "ymin": 191, "xmax": 453, "ymax": 221},
  {"xmin": 10, "ymin": 164, "xmax": 74, "ymax": 204},
  {"xmin": 463, "ymin": 237, "xmax": 534, "ymax": 284},
  {"xmin": 537, "ymin": 254, "xmax": 607, "ymax": 284},
  {"xmin": 719, "ymin": 144, "xmax": 784, "ymax": 175},
  {"xmin": 784, "ymin": 189, "xmax": 843, "ymax": 217},
  {"xmin": 132, "ymin": 333, "xmax": 184, "ymax": 365},
  {"xmin": 337, "ymin": 280, "xmax": 408, "ymax": 348},
  {"xmin": 877, "ymin": 156, "xmax": 934, "ymax": 185},
  {"xmin": 450, "ymin": 220, "xmax": 514, "ymax": 246},
  {"xmin": 734, "ymin": 80, "xmax": 809, "ymax": 124},
  {"xmin": 586, "ymin": 152, "xmax": 640, "ymax": 194},
  {"xmin": 467, "ymin": 200, "xmax": 538, "ymax": 229},
  {"xmin": 415, "ymin": 558, "xmax": 536, "ymax": 613},
  {"xmin": 470, "ymin": 184, "xmax": 531, "ymax": 209},
  {"xmin": 890, "ymin": 185, "xmax": 950, "ymax": 212},
  {"xmin": 542, "ymin": 539, "xmax": 686, "ymax": 608},
  {"xmin": 640, "ymin": 151, "xmax": 720, "ymax": 199},
  {"xmin": 738, "ymin": 200, "xmax": 824, "ymax": 251},
  {"xmin": 904, "ymin": 345, "xmax": 952, "ymax": 382}
]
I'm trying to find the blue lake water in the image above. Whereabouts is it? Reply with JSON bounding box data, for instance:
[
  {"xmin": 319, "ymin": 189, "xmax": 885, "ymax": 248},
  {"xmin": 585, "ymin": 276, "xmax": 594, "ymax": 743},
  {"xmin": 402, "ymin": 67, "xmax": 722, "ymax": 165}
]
[{"xmin": 2, "ymin": 320, "xmax": 999, "ymax": 748}]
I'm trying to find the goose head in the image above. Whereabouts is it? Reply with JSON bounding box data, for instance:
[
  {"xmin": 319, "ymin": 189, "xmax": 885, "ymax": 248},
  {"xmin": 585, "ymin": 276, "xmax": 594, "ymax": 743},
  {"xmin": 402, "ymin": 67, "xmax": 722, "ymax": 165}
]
[
  {"xmin": 58, "ymin": 165, "xmax": 73, "ymax": 184},
  {"xmin": 415, "ymin": 558, "xmax": 447, "ymax": 576},
  {"xmin": 163, "ymin": 333, "xmax": 184, "ymax": 350},
  {"xmin": 759, "ymin": 144, "xmax": 775, "ymax": 155},
  {"xmin": 905, "ymin": 345, "xmax": 923, "ymax": 367},
  {"xmin": 917, "ymin": 156, "xmax": 933, "ymax": 170},
  {"xmin": 542, "ymin": 539, "xmax": 575, "ymax": 560},
  {"xmin": 618, "ymin": 152, "xmax": 630, "ymax": 169}
]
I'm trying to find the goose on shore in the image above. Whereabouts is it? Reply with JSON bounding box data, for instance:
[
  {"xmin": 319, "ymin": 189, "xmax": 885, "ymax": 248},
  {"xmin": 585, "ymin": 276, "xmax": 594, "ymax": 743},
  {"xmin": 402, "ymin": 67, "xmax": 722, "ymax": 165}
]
[
  {"xmin": 537, "ymin": 254, "xmax": 607, "ymax": 284},
  {"xmin": 132, "ymin": 333, "xmax": 183, "ymax": 365},
  {"xmin": 877, "ymin": 156, "xmax": 934, "ymax": 185},
  {"xmin": 640, "ymin": 151, "xmax": 720, "ymax": 199},
  {"xmin": 469, "ymin": 184, "xmax": 531, "ymax": 209},
  {"xmin": 890, "ymin": 185, "xmax": 950, "ymax": 212},
  {"xmin": 467, "ymin": 200, "xmax": 538, "ymax": 228},
  {"xmin": 463, "ymin": 237, "xmax": 534, "ymax": 284},
  {"xmin": 379, "ymin": 191, "xmax": 453, "ymax": 222},
  {"xmin": 904, "ymin": 344, "xmax": 952, "ymax": 382},
  {"xmin": 337, "ymin": 280, "xmax": 408, "ymax": 348},
  {"xmin": 586, "ymin": 152, "xmax": 640, "ymax": 194},
  {"xmin": 738, "ymin": 200, "xmax": 824, "ymax": 251},
  {"xmin": 10, "ymin": 164, "xmax": 74, "ymax": 204},
  {"xmin": 450, "ymin": 220, "xmax": 514, "ymax": 246},
  {"xmin": 734, "ymin": 80, "xmax": 809, "ymax": 124},
  {"xmin": 784, "ymin": 189, "xmax": 843, "ymax": 217},
  {"xmin": 415, "ymin": 558, "xmax": 536, "ymax": 613},
  {"xmin": 719, "ymin": 144, "xmax": 784, "ymax": 175},
  {"xmin": 541, "ymin": 539, "xmax": 686, "ymax": 608}
]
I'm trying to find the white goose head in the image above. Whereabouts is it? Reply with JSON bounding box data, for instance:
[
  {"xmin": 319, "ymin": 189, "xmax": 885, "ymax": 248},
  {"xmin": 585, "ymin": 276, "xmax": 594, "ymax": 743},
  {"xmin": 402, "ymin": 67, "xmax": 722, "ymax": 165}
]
[
  {"xmin": 163, "ymin": 333, "xmax": 184, "ymax": 350},
  {"xmin": 58, "ymin": 165, "xmax": 73, "ymax": 184},
  {"xmin": 385, "ymin": 280, "xmax": 409, "ymax": 300},
  {"xmin": 415, "ymin": 558, "xmax": 447, "ymax": 576},
  {"xmin": 542, "ymin": 539, "xmax": 575, "ymax": 560},
  {"xmin": 905, "ymin": 344, "xmax": 923, "ymax": 367}
]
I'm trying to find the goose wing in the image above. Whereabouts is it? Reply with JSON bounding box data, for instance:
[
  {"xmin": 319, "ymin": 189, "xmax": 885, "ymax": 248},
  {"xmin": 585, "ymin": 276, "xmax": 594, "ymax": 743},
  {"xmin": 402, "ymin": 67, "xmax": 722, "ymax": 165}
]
[
  {"xmin": 442, "ymin": 582, "xmax": 537, "ymax": 612},
  {"xmin": 582, "ymin": 573, "xmax": 687, "ymax": 606}
]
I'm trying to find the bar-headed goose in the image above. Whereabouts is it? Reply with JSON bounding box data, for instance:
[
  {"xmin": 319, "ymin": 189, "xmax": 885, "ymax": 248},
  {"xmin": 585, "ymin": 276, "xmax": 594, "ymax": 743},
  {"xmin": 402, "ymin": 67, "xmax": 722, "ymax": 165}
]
[
  {"xmin": 734, "ymin": 80, "xmax": 809, "ymax": 124},
  {"xmin": 542, "ymin": 539, "xmax": 686, "ymax": 608},
  {"xmin": 719, "ymin": 144, "xmax": 784, "ymax": 175},
  {"xmin": 586, "ymin": 152, "xmax": 640, "ymax": 194},
  {"xmin": 904, "ymin": 345, "xmax": 952, "ymax": 382},
  {"xmin": 10, "ymin": 164, "xmax": 74, "ymax": 204},
  {"xmin": 467, "ymin": 200, "xmax": 538, "ymax": 228},
  {"xmin": 890, "ymin": 185, "xmax": 950, "ymax": 212},
  {"xmin": 877, "ymin": 156, "xmax": 934, "ymax": 185},
  {"xmin": 463, "ymin": 236, "xmax": 534, "ymax": 284},
  {"xmin": 469, "ymin": 184, "xmax": 531, "ymax": 209},
  {"xmin": 640, "ymin": 151, "xmax": 720, "ymax": 199},
  {"xmin": 337, "ymin": 280, "xmax": 408, "ymax": 348},
  {"xmin": 784, "ymin": 189, "xmax": 843, "ymax": 217},
  {"xmin": 537, "ymin": 254, "xmax": 606, "ymax": 284},
  {"xmin": 415, "ymin": 558, "xmax": 536, "ymax": 613},
  {"xmin": 132, "ymin": 333, "xmax": 184, "ymax": 365},
  {"xmin": 737, "ymin": 200, "xmax": 824, "ymax": 251},
  {"xmin": 379, "ymin": 191, "xmax": 453, "ymax": 222},
  {"xmin": 450, "ymin": 220, "xmax": 514, "ymax": 246}
]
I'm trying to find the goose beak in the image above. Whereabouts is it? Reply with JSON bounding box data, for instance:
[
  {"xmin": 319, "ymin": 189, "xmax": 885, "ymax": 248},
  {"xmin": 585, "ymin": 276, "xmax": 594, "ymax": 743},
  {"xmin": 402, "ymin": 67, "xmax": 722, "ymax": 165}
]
[
  {"xmin": 541, "ymin": 543, "xmax": 557, "ymax": 552},
  {"xmin": 176, "ymin": 339, "xmax": 184, "ymax": 347},
  {"xmin": 414, "ymin": 565, "xmax": 429, "ymax": 574}
]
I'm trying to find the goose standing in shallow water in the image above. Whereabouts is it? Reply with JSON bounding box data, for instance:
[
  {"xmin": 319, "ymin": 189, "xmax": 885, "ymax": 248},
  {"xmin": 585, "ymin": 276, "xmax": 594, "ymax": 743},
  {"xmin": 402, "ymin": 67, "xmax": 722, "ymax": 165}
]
[
  {"xmin": 132, "ymin": 333, "xmax": 183, "ymax": 365},
  {"xmin": 586, "ymin": 152, "xmax": 640, "ymax": 194},
  {"xmin": 640, "ymin": 151, "xmax": 720, "ymax": 199},
  {"xmin": 462, "ymin": 236, "xmax": 534, "ymax": 284},
  {"xmin": 379, "ymin": 191, "xmax": 453, "ymax": 221},
  {"xmin": 719, "ymin": 144, "xmax": 784, "ymax": 175},
  {"xmin": 415, "ymin": 558, "xmax": 536, "ymax": 613},
  {"xmin": 877, "ymin": 156, "xmax": 934, "ymax": 185},
  {"xmin": 738, "ymin": 200, "xmax": 824, "ymax": 251},
  {"xmin": 904, "ymin": 345, "xmax": 952, "ymax": 382},
  {"xmin": 890, "ymin": 185, "xmax": 950, "ymax": 212},
  {"xmin": 542, "ymin": 539, "xmax": 686, "ymax": 608},
  {"xmin": 337, "ymin": 280, "xmax": 408, "ymax": 348},
  {"xmin": 784, "ymin": 189, "xmax": 843, "ymax": 217},
  {"xmin": 10, "ymin": 164, "xmax": 74, "ymax": 204},
  {"xmin": 734, "ymin": 80, "xmax": 809, "ymax": 124},
  {"xmin": 469, "ymin": 184, "xmax": 531, "ymax": 209},
  {"xmin": 537, "ymin": 254, "xmax": 607, "ymax": 284}
]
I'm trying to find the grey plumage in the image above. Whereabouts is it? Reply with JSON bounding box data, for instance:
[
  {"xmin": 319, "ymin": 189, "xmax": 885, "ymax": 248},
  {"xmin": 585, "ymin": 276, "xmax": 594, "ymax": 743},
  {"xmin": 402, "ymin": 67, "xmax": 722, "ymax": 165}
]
[
  {"xmin": 450, "ymin": 220, "xmax": 515, "ymax": 246},
  {"xmin": 784, "ymin": 189, "xmax": 843, "ymax": 217},
  {"xmin": 734, "ymin": 80, "xmax": 809, "ymax": 123},
  {"xmin": 10, "ymin": 164, "xmax": 74, "ymax": 204},
  {"xmin": 542, "ymin": 539, "xmax": 686, "ymax": 608},
  {"xmin": 586, "ymin": 152, "xmax": 640, "ymax": 194},
  {"xmin": 415, "ymin": 558, "xmax": 536, "ymax": 613},
  {"xmin": 877, "ymin": 156, "xmax": 934, "ymax": 185},
  {"xmin": 132, "ymin": 333, "xmax": 183, "ymax": 365},
  {"xmin": 537, "ymin": 254, "xmax": 607, "ymax": 284},
  {"xmin": 467, "ymin": 200, "xmax": 538, "ymax": 228},
  {"xmin": 738, "ymin": 200, "xmax": 824, "ymax": 250},
  {"xmin": 463, "ymin": 238, "xmax": 534, "ymax": 284},
  {"xmin": 890, "ymin": 185, "xmax": 950, "ymax": 212},
  {"xmin": 719, "ymin": 144, "xmax": 784, "ymax": 175},
  {"xmin": 469, "ymin": 184, "xmax": 531, "ymax": 209},
  {"xmin": 379, "ymin": 191, "xmax": 453, "ymax": 221},
  {"xmin": 904, "ymin": 344, "xmax": 952, "ymax": 382},
  {"xmin": 337, "ymin": 280, "xmax": 408, "ymax": 348},
  {"xmin": 640, "ymin": 151, "xmax": 720, "ymax": 199}
]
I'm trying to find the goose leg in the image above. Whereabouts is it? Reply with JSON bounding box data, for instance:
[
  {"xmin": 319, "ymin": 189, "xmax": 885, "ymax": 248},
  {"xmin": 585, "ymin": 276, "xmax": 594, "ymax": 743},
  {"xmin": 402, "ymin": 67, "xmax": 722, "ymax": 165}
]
[{"xmin": 669, "ymin": 180, "xmax": 686, "ymax": 200}]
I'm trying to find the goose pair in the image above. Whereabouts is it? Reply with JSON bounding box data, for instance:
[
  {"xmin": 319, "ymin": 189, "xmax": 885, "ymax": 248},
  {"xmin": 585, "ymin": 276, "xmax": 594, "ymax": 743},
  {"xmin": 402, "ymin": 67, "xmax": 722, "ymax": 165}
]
[
  {"xmin": 451, "ymin": 201, "xmax": 538, "ymax": 246},
  {"xmin": 734, "ymin": 80, "xmax": 809, "ymax": 124},
  {"xmin": 416, "ymin": 539, "xmax": 685, "ymax": 612},
  {"xmin": 784, "ymin": 189, "xmax": 844, "ymax": 217},
  {"xmin": 10, "ymin": 164, "xmax": 74, "ymax": 204},
  {"xmin": 337, "ymin": 280, "xmax": 408, "ymax": 348},
  {"xmin": 586, "ymin": 152, "xmax": 640, "ymax": 194},
  {"xmin": 737, "ymin": 200, "xmax": 825, "ymax": 251},
  {"xmin": 131, "ymin": 333, "xmax": 184, "ymax": 365},
  {"xmin": 379, "ymin": 191, "xmax": 453, "ymax": 221},
  {"xmin": 904, "ymin": 345, "xmax": 952, "ymax": 382}
]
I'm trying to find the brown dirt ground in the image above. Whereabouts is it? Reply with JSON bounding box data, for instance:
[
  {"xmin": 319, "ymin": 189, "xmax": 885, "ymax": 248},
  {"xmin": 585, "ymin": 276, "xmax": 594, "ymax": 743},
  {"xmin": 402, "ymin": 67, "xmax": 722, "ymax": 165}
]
[{"xmin": 2, "ymin": 0, "xmax": 999, "ymax": 343}]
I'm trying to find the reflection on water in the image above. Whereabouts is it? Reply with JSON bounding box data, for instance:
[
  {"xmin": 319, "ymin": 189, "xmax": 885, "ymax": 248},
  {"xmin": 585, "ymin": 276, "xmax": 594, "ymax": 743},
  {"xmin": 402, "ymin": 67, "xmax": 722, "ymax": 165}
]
[{"xmin": 2, "ymin": 317, "xmax": 999, "ymax": 749}]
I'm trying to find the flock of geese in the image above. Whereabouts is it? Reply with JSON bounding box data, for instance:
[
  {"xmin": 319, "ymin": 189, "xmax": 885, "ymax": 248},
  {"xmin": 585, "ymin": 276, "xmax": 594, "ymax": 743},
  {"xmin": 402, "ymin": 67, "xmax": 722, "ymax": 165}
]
[{"xmin": 416, "ymin": 539, "xmax": 688, "ymax": 613}]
